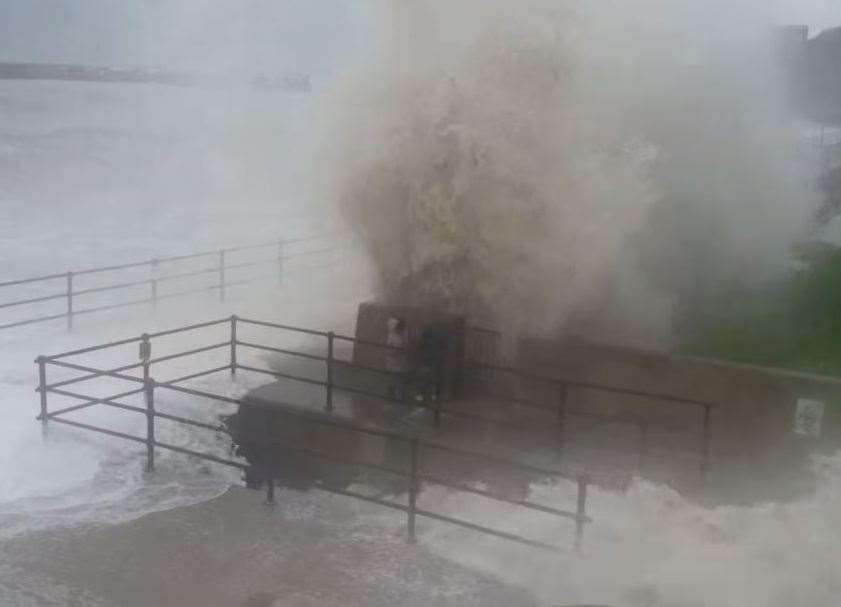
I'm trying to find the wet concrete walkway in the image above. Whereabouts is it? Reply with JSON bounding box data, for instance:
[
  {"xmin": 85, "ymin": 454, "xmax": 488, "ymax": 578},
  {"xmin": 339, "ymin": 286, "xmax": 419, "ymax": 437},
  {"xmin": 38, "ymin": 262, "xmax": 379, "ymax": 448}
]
[{"xmin": 0, "ymin": 486, "xmax": 539, "ymax": 607}]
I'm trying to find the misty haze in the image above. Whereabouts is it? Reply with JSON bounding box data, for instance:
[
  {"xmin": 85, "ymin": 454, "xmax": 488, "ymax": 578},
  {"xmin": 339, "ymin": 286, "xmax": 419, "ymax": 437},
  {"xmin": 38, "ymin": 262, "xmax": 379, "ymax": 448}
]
[{"xmin": 1, "ymin": 2, "xmax": 841, "ymax": 606}]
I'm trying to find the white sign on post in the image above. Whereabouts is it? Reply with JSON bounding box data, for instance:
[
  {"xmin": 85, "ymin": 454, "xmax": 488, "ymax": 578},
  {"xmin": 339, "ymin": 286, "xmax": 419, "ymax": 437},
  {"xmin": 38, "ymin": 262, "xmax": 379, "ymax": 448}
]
[{"xmin": 794, "ymin": 398, "xmax": 824, "ymax": 437}]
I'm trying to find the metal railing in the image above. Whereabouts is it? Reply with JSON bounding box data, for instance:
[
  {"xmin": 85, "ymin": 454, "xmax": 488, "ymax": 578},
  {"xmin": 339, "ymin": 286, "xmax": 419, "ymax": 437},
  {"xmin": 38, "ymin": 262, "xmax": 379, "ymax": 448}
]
[
  {"xmin": 2, "ymin": 233, "xmax": 343, "ymax": 333},
  {"xmin": 462, "ymin": 328, "xmax": 716, "ymax": 481},
  {"xmin": 468, "ymin": 363, "xmax": 717, "ymax": 483},
  {"xmin": 35, "ymin": 316, "xmax": 592, "ymax": 553}
]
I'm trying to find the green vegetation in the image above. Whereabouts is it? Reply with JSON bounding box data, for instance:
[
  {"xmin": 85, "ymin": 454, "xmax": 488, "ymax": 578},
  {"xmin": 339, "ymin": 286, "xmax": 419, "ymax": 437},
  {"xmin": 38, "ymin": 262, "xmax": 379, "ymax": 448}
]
[{"xmin": 681, "ymin": 243, "xmax": 841, "ymax": 378}]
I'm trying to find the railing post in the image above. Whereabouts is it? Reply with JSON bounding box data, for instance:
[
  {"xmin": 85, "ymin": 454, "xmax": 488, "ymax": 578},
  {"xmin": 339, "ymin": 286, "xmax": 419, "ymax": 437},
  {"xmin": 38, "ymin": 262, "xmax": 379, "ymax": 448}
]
[
  {"xmin": 65, "ymin": 271, "xmax": 74, "ymax": 332},
  {"xmin": 36, "ymin": 356, "xmax": 48, "ymax": 430},
  {"xmin": 407, "ymin": 437, "xmax": 419, "ymax": 544},
  {"xmin": 144, "ymin": 377, "xmax": 155, "ymax": 473},
  {"xmin": 575, "ymin": 475, "xmax": 588, "ymax": 551},
  {"xmin": 230, "ymin": 315, "xmax": 238, "ymax": 376},
  {"xmin": 218, "ymin": 249, "xmax": 226, "ymax": 302},
  {"xmin": 140, "ymin": 333, "xmax": 154, "ymax": 472},
  {"xmin": 277, "ymin": 239, "xmax": 284, "ymax": 287},
  {"xmin": 325, "ymin": 331, "xmax": 334, "ymax": 412},
  {"xmin": 265, "ymin": 410, "xmax": 275, "ymax": 504},
  {"xmin": 140, "ymin": 333, "xmax": 151, "ymax": 380},
  {"xmin": 701, "ymin": 404, "xmax": 711, "ymax": 483}
]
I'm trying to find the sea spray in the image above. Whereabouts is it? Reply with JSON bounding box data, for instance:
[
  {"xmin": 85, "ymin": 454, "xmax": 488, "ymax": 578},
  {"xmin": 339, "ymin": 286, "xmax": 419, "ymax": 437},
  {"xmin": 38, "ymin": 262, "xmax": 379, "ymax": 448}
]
[{"xmin": 322, "ymin": 0, "xmax": 820, "ymax": 346}]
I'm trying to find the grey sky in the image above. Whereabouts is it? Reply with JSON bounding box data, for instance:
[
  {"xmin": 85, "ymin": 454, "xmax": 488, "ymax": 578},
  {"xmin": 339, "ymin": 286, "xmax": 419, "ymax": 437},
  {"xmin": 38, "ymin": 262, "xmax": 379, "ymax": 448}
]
[
  {"xmin": 0, "ymin": 1, "xmax": 378, "ymax": 74},
  {"xmin": 0, "ymin": 1, "xmax": 838, "ymax": 71}
]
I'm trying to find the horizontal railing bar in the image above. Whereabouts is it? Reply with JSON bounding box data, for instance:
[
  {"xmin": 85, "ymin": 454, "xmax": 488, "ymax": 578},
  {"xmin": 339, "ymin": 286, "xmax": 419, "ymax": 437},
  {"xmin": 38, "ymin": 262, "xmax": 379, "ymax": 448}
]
[
  {"xmin": 41, "ymin": 387, "xmax": 146, "ymax": 418},
  {"xmin": 224, "ymin": 259, "xmax": 273, "ymax": 271},
  {"xmin": 45, "ymin": 364, "xmax": 232, "ymax": 413},
  {"xmin": 445, "ymin": 391, "xmax": 701, "ymax": 440},
  {"xmin": 230, "ymin": 425, "xmax": 583, "ymax": 546},
  {"xmin": 0, "ymin": 271, "xmax": 67, "ymax": 288},
  {"xmin": 154, "ymin": 411, "xmax": 223, "ymax": 432},
  {"xmin": 0, "ymin": 292, "xmax": 67, "ymax": 309},
  {"xmin": 147, "ymin": 318, "xmax": 230, "ymax": 339},
  {"xmin": 156, "ymin": 383, "xmax": 242, "ymax": 405},
  {"xmin": 159, "ymin": 380, "xmax": 406, "ymax": 448},
  {"xmin": 336, "ymin": 331, "xmax": 713, "ymax": 411},
  {"xmin": 45, "ymin": 335, "xmax": 143, "ymax": 360},
  {"xmin": 157, "ymin": 365, "xmax": 233, "ymax": 386},
  {"xmin": 421, "ymin": 440, "xmax": 575, "ymax": 481},
  {"xmin": 224, "ymin": 276, "xmax": 274, "ymax": 289},
  {"xmin": 73, "ymin": 279, "xmax": 152, "ymax": 296},
  {"xmin": 152, "ymin": 440, "xmax": 247, "ymax": 470},
  {"xmin": 463, "ymin": 382, "xmax": 664, "ymax": 429},
  {"xmin": 419, "ymin": 473, "xmax": 588, "ymax": 522},
  {"xmin": 459, "ymin": 384, "xmax": 554, "ymax": 416},
  {"xmin": 45, "ymin": 360, "xmax": 248, "ymax": 396},
  {"xmin": 567, "ymin": 378, "xmax": 716, "ymax": 409},
  {"xmin": 42, "ymin": 358, "xmax": 226, "ymax": 392},
  {"xmin": 154, "ymin": 267, "xmax": 219, "ymax": 283},
  {"xmin": 237, "ymin": 317, "xmax": 329, "ymax": 337},
  {"xmin": 455, "ymin": 402, "xmax": 704, "ymax": 464},
  {"xmin": 53, "ymin": 391, "xmax": 146, "ymax": 416},
  {"xmin": 335, "ymin": 359, "xmax": 404, "ymax": 378},
  {"xmin": 414, "ymin": 508, "xmax": 561, "ymax": 552},
  {"xmin": 73, "ymin": 297, "xmax": 152, "ymax": 317},
  {"xmin": 73, "ymin": 259, "xmax": 153, "ymax": 276},
  {"xmin": 49, "ymin": 417, "xmax": 147, "ymax": 445},
  {"xmin": 323, "ymin": 486, "xmax": 409, "ymax": 513},
  {"xmin": 469, "ymin": 361, "xmax": 715, "ymax": 409},
  {"xmin": 154, "ymin": 250, "xmax": 221, "ymax": 264},
  {"xmin": 332, "ymin": 332, "xmax": 406, "ymax": 352},
  {"xmin": 44, "ymin": 359, "xmax": 143, "ymax": 383},
  {"xmin": 235, "ymin": 340, "xmax": 327, "ymax": 362},
  {"xmin": 1, "ymin": 232, "xmax": 338, "ymax": 299},
  {"xmin": 568, "ymin": 439, "xmax": 716, "ymax": 467},
  {"xmin": 0, "ymin": 312, "xmax": 67, "ymax": 331},
  {"xmin": 148, "ymin": 342, "xmax": 229, "ymax": 366},
  {"xmin": 435, "ymin": 405, "xmax": 558, "ymax": 434},
  {"xmin": 235, "ymin": 420, "xmax": 584, "ymax": 527},
  {"xmin": 42, "ymin": 362, "xmax": 143, "ymax": 389},
  {"xmin": 235, "ymin": 364, "xmax": 327, "ymax": 388}
]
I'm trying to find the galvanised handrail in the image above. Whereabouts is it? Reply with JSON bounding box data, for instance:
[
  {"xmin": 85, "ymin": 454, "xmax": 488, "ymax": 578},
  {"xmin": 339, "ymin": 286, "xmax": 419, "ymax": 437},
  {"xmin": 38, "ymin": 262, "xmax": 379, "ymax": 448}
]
[
  {"xmin": 1, "ymin": 232, "xmax": 346, "ymax": 333},
  {"xmin": 37, "ymin": 315, "xmax": 716, "ymax": 471},
  {"xmin": 30, "ymin": 315, "xmax": 729, "ymax": 550},
  {"xmin": 34, "ymin": 315, "xmax": 593, "ymax": 552}
]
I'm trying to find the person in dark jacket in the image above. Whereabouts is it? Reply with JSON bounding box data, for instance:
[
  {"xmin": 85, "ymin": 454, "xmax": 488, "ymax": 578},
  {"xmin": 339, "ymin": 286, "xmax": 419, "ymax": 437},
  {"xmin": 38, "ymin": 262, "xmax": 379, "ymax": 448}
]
[
  {"xmin": 385, "ymin": 317, "xmax": 408, "ymax": 401},
  {"xmin": 418, "ymin": 324, "xmax": 449, "ymax": 405}
]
